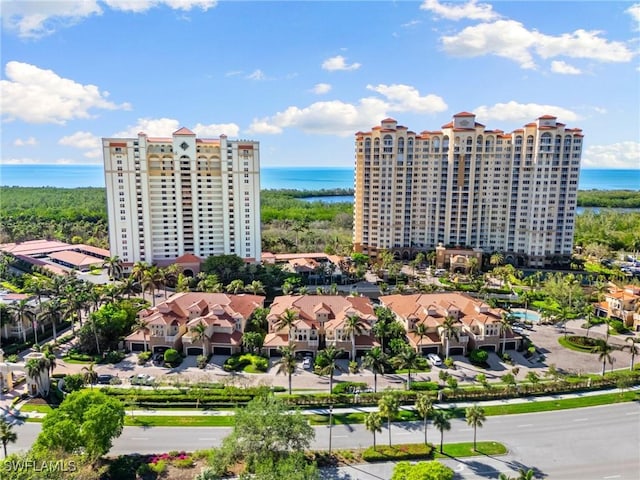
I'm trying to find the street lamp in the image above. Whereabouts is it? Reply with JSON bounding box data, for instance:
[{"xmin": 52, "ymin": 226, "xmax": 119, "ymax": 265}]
[{"xmin": 328, "ymin": 405, "xmax": 333, "ymax": 455}]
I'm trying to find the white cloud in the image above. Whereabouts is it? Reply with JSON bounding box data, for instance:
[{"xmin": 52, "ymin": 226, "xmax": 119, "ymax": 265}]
[
  {"xmin": 112, "ymin": 118, "xmax": 181, "ymax": 137},
  {"xmin": 112, "ymin": 117, "xmax": 238, "ymax": 138},
  {"xmin": 1, "ymin": 0, "xmax": 217, "ymax": 38},
  {"xmin": 626, "ymin": 3, "xmax": 640, "ymax": 28},
  {"xmin": 550, "ymin": 60, "xmax": 582, "ymax": 75},
  {"xmin": 312, "ymin": 83, "xmax": 332, "ymax": 95},
  {"xmin": 322, "ymin": 55, "xmax": 361, "ymax": 72},
  {"xmin": 420, "ymin": 0, "xmax": 499, "ymax": 21},
  {"xmin": 246, "ymin": 69, "xmax": 265, "ymax": 80},
  {"xmin": 474, "ymin": 101, "xmax": 580, "ymax": 123},
  {"xmin": 582, "ymin": 141, "xmax": 640, "ymax": 169},
  {"xmin": 103, "ymin": 0, "xmax": 216, "ymax": 13},
  {"xmin": 401, "ymin": 20, "xmax": 421, "ymax": 28},
  {"xmin": 248, "ymin": 83, "xmax": 447, "ymax": 136},
  {"xmin": 58, "ymin": 131, "xmax": 102, "ymax": 158},
  {"xmin": 13, "ymin": 136, "xmax": 37, "ymax": 146},
  {"xmin": 366, "ymin": 84, "xmax": 447, "ymax": 113},
  {"xmin": 192, "ymin": 122, "xmax": 240, "ymax": 137},
  {"xmin": 1, "ymin": 0, "xmax": 102, "ymax": 38},
  {"xmin": 441, "ymin": 20, "xmax": 634, "ymax": 69},
  {"xmin": 0, "ymin": 61, "xmax": 130, "ymax": 124}
]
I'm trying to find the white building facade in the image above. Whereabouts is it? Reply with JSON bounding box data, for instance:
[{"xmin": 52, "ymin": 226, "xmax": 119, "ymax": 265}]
[
  {"xmin": 354, "ymin": 113, "xmax": 583, "ymax": 268},
  {"xmin": 103, "ymin": 128, "xmax": 261, "ymax": 266}
]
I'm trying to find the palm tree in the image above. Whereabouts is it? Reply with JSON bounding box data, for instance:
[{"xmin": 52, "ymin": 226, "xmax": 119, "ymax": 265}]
[
  {"xmin": 344, "ymin": 314, "xmax": 366, "ymax": 361},
  {"xmin": 624, "ymin": 337, "xmax": 640, "ymax": 371},
  {"xmin": 517, "ymin": 468, "xmax": 536, "ymax": 480},
  {"xmin": 274, "ymin": 342, "xmax": 297, "ymax": 394},
  {"xmin": 440, "ymin": 315, "xmax": 460, "ymax": 360},
  {"xmin": 490, "ymin": 252, "xmax": 504, "ymax": 268},
  {"xmin": 82, "ymin": 362, "xmax": 98, "ymax": 388},
  {"xmin": 132, "ymin": 318, "xmax": 150, "ymax": 352},
  {"xmin": 378, "ymin": 391, "xmax": 399, "ymax": 447},
  {"xmin": 364, "ymin": 411, "xmax": 383, "ymax": 451},
  {"xmin": 318, "ymin": 345, "xmax": 344, "ymax": 393},
  {"xmin": 226, "ymin": 279, "xmax": 245, "ymax": 295},
  {"xmin": 102, "ymin": 255, "xmax": 123, "ymax": 280},
  {"xmin": 38, "ymin": 298, "xmax": 62, "ymax": 344},
  {"xmin": 0, "ymin": 419, "xmax": 17, "ymax": 458},
  {"xmin": 413, "ymin": 323, "xmax": 429, "ymax": 354},
  {"xmin": 392, "ymin": 346, "xmax": 421, "ymax": 390},
  {"xmin": 275, "ymin": 308, "xmax": 298, "ymax": 334},
  {"xmin": 142, "ymin": 266, "xmax": 163, "ymax": 306},
  {"xmin": 362, "ymin": 346, "xmax": 389, "ymax": 392},
  {"xmin": 190, "ymin": 321, "xmax": 208, "ymax": 354},
  {"xmin": 465, "ymin": 404, "xmax": 486, "ymax": 451},
  {"xmin": 25, "ymin": 357, "xmax": 50, "ymax": 396},
  {"xmin": 415, "ymin": 393, "xmax": 434, "ymax": 445},
  {"xmin": 8, "ymin": 299, "xmax": 34, "ymax": 343},
  {"xmin": 592, "ymin": 338, "xmax": 614, "ymax": 376},
  {"xmin": 432, "ymin": 409, "xmax": 451, "ymax": 453},
  {"xmin": 245, "ymin": 280, "xmax": 265, "ymax": 295},
  {"xmin": 499, "ymin": 311, "xmax": 515, "ymax": 354}
]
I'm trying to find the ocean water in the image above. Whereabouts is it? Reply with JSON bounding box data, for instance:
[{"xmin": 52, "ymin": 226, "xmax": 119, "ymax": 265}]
[{"xmin": 0, "ymin": 165, "xmax": 638, "ymax": 191}]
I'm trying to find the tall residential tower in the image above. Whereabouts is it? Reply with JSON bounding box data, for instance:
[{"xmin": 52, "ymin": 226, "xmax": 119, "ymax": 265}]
[
  {"xmin": 102, "ymin": 128, "xmax": 261, "ymax": 266},
  {"xmin": 354, "ymin": 113, "xmax": 583, "ymax": 268}
]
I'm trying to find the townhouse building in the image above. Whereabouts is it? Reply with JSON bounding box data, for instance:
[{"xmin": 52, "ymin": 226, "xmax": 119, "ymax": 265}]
[
  {"xmin": 595, "ymin": 285, "xmax": 640, "ymax": 330},
  {"xmin": 379, "ymin": 292, "xmax": 521, "ymax": 356},
  {"xmin": 124, "ymin": 292, "xmax": 265, "ymax": 355},
  {"xmin": 264, "ymin": 295, "xmax": 378, "ymax": 358}
]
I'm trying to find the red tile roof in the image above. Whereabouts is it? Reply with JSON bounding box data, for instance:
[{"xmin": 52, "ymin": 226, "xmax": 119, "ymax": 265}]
[{"xmin": 173, "ymin": 127, "xmax": 195, "ymax": 135}]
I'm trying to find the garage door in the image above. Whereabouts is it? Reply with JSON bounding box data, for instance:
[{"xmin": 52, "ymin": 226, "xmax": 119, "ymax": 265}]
[
  {"xmin": 449, "ymin": 347, "xmax": 465, "ymax": 355},
  {"xmin": 269, "ymin": 348, "xmax": 282, "ymax": 357},
  {"xmin": 213, "ymin": 347, "xmax": 232, "ymax": 355},
  {"xmin": 480, "ymin": 345, "xmax": 497, "ymax": 352},
  {"xmin": 503, "ymin": 341, "xmax": 516, "ymax": 351},
  {"xmin": 186, "ymin": 347, "xmax": 204, "ymax": 356},
  {"xmin": 421, "ymin": 346, "xmax": 439, "ymax": 355},
  {"xmin": 130, "ymin": 342, "xmax": 145, "ymax": 352},
  {"xmin": 153, "ymin": 346, "xmax": 169, "ymax": 354}
]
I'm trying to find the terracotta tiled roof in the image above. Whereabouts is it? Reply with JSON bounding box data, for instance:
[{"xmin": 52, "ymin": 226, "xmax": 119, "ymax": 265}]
[
  {"xmin": 454, "ymin": 112, "xmax": 475, "ymax": 117},
  {"xmin": 264, "ymin": 333, "xmax": 289, "ymax": 347},
  {"xmin": 173, "ymin": 127, "xmax": 195, "ymax": 135},
  {"xmin": 175, "ymin": 253, "xmax": 203, "ymax": 263},
  {"xmin": 211, "ymin": 331, "xmax": 242, "ymax": 346}
]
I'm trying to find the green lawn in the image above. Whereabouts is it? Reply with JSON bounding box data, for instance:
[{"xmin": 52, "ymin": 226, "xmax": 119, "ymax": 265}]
[
  {"xmin": 310, "ymin": 390, "xmax": 640, "ymax": 425},
  {"xmin": 20, "ymin": 404, "xmax": 53, "ymax": 414},
  {"xmin": 125, "ymin": 415, "xmax": 235, "ymax": 427},
  {"xmin": 434, "ymin": 441, "xmax": 507, "ymax": 458}
]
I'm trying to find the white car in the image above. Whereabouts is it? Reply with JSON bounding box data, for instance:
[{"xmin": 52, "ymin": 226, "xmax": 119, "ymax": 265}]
[
  {"xmin": 427, "ymin": 353, "xmax": 442, "ymax": 366},
  {"xmin": 302, "ymin": 357, "xmax": 312, "ymax": 370}
]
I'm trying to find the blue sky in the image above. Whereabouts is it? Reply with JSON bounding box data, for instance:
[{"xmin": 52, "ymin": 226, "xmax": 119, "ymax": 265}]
[{"xmin": 1, "ymin": 0, "xmax": 639, "ymax": 169}]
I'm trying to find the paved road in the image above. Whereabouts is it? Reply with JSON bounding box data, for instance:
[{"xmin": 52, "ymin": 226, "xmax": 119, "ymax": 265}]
[{"xmin": 10, "ymin": 403, "xmax": 639, "ymax": 479}]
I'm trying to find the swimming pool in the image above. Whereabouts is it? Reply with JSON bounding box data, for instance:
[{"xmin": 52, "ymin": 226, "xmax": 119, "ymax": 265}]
[{"xmin": 511, "ymin": 309, "xmax": 541, "ymax": 323}]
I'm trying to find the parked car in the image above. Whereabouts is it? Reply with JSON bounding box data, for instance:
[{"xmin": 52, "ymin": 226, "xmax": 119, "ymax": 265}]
[
  {"xmin": 97, "ymin": 374, "xmax": 114, "ymax": 385},
  {"xmin": 130, "ymin": 373, "xmax": 155, "ymax": 386},
  {"xmin": 434, "ymin": 269, "xmax": 447, "ymax": 277},
  {"xmin": 427, "ymin": 353, "xmax": 442, "ymax": 366},
  {"xmin": 152, "ymin": 353, "xmax": 164, "ymax": 366},
  {"xmin": 302, "ymin": 357, "xmax": 313, "ymax": 370}
]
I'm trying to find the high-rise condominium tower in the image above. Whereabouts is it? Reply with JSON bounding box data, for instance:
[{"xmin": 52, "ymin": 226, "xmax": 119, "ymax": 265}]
[
  {"xmin": 102, "ymin": 128, "xmax": 261, "ymax": 266},
  {"xmin": 354, "ymin": 113, "xmax": 583, "ymax": 268}
]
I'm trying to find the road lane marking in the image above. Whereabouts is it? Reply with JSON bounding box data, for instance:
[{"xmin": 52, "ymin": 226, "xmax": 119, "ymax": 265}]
[
  {"xmin": 333, "ymin": 435, "xmax": 348, "ymax": 438},
  {"xmin": 624, "ymin": 411, "xmax": 639, "ymax": 415},
  {"xmin": 573, "ymin": 418, "xmax": 588, "ymax": 422},
  {"xmin": 603, "ymin": 475, "xmax": 621, "ymax": 479},
  {"xmin": 518, "ymin": 424, "xmax": 533, "ymax": 428},
  {"xmin": 198, "ymin": 438, "xmax": 216, "ymax": 441},
  {"xmin": 131, "ymin": 437, "xmax": 149, "ymax": 441}
]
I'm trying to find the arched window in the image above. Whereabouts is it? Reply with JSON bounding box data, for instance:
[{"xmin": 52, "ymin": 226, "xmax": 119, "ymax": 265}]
[
  {"xmin": 540, "ymin": 132, "xmax": 552, "ymax": 144},
  {"xmin": 397, "ymin": 137, "xmax": 405, "ymax": 153}
]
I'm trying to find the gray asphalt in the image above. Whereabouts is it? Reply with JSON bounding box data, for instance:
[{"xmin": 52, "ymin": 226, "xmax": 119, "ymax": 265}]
[{"xmin": 9, "ymin": 403, "xmax": 640, "ymax": 479}]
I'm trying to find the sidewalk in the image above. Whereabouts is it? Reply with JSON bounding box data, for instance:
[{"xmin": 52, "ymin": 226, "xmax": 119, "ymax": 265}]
[{"xmin": 19, "ymin": 385, "xmax": 639, "ymax": 420}]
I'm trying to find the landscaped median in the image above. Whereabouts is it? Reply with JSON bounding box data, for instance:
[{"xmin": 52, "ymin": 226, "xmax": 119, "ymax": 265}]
[
  {"xmin": 361, "ymin": 441, "xmax": 506, "ymax": 462},
  {"xmin": 21, "ymin": 388, "xmax": 640, "ymax": 426}
]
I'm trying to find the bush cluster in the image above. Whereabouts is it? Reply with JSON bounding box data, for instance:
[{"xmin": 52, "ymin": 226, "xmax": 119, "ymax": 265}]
[
  {"xmin": 469, "ymin": 349, "xmax": 489, "ymax": 366},
  {"xmin": 223, "ymin": 353, "xmax": 268, "ymax": 372},
  {"xmin": 409, "ymin": 381, "xmax": 439, "ymax": 392},
  {"xmin": 332, "ymin": 382, "xmax": 368, "ymax": 394}
]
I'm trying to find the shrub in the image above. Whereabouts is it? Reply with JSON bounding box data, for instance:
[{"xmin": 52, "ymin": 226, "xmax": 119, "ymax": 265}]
[
  {"xmin": 392, "ymin": 461, "xmax": 454, "ymax": 480},
  {"xmin": 349, "ymin": 361, "xmax": 359, "ymax": 374},
  {"xmin": 149, "ymin": 459, "xmax": 167, "ymax": 474},
  {"xmin": 196, "ymin": 354, "xmax": 208, "ymax": 369},
  {"xmin": 444, "ymin": 357, "xmax": 454, "ymax": 369},
  {"xmin": 173, "ymin": 457, "xmax": 194, "ymax": 468},
  {"xmin": 138, "ymin": 351, "xmax": 151, "ymax": 365},
  {"xmin": 63, "ymin": 374, "xmax": 85, "ymax": 392},
  {"xmin": 102, "ymin": 350, "xmax": 125, "ymax": 364},
  {"xmin": 332, "ymin": 382, "xmax": 367, "ymax": 394},
  {"xmin": 469, "ymin": 349, "xmax": 489, "ymax": 366},
  {"xmin": 501, "ymin": 352, "xmax": 512, "ymax": 363},
  {"xmin": 164, "ymin": 348, "xmax": 182, "ymax": 366},
  {"xmin": 5, "ymin": 354, "xmax": 19, "ymax": 363},
  {"xmin": 609, "ymin": 320, "xmax": 629, "ymax": 334},
  {"xmin": 409, "ymin": 381, "xmax": 439, "ymax": 392}
]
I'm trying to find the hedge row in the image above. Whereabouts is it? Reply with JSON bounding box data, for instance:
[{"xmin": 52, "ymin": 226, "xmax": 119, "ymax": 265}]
[{"xmin": 362, "ymin": 443, "xmax": 433, "ymax": 462}]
